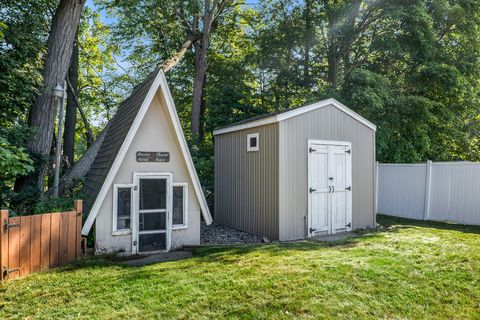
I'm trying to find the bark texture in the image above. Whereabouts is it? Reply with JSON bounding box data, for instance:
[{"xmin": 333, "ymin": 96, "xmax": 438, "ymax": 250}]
[
  {"xmin": 53, "ymin": 125, "xmax": 108, "ymax": 196},
  {"xmin": 17, "ymin": 0, "xmax": 85, "ymax": 193},
  {"xmin": 63, "ymin": 36, "xmax": 79, "ymax": 169},
  {"xmin": 190, "ymin": 0, "xmax": 216, "ymax": 137}
]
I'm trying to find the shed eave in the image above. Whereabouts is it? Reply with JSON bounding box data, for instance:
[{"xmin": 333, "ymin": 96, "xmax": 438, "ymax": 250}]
[{"xmin": 212, "ymin": 98, "xmax": 376, "ymax": 136}]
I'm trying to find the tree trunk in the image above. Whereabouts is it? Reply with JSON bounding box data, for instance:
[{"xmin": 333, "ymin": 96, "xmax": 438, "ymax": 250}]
[
  {"xmin": 53, "ymin": 125, "xmax": 108, "ymax": 196},
  {"xmin": 327, "ymin": 44, "xmax": 340, "ymax": 88},
  {"xmin": 16, "ymin": 0, "xmax": 85, "ymax": 193},
  {"xmin": 191, "ymin": 1, "xmax": 215, "ymax": 138},
  {"xmin": 66, "ymin": 77, "xmax": 94, "ymax": 146},
  {"xmin": 198, "ymin": 73, "xmax": 207, "ymax": 140},
  {"xmin": 161, "ymin": 33, "xmax": 199, "ymax": 72},
  {"xmin": 191, "ymin": 41, "xmax": 209, "ymax": 137},
  {"xmin": 303, "ymin": 0, "xmax": 313, "ymax": 83},
  {"xmin": 63, "ymin": 36, "xmax": 79, "ymax": 170}
]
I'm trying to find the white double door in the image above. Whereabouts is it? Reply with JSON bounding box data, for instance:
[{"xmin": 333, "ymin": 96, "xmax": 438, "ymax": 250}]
[{"xmin": 308, "ymin": 140, "xmax": 352, "ymax": 236}]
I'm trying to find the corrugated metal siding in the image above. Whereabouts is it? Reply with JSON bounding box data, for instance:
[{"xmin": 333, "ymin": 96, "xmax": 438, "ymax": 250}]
[
  {"xmin": 278, "ymin": 104, "xmax": 375, "ymax": 240},
  {"xmin": 377, "ymin": 164, "xmax": 427, "ymax": 220},
  {"xmin": 214, "ymin": 124, "xmax": 279, "ymax": 240}
]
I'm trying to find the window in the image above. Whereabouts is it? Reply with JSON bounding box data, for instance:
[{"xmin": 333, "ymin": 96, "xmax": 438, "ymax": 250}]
[
  {"xmin": 172, "ymin": 183, "xmax": 188, "ymax": 229},
  {"xmin": 247, "ymin": 133, "xmax": 259, "ymax": 152},
  {"xmin": 113, "ymin": 184, "xmax": 133, "ymax": 235}
]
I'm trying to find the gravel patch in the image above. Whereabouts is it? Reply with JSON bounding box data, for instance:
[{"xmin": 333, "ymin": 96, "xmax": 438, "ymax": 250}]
[{"xmin": 201, "ymin": 223, "xmax": 262, "ymax": 245}]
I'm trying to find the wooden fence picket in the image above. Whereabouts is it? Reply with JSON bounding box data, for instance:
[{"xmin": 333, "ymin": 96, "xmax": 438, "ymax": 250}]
[{"xmin": 0, "ymin": 200, "xmax": 83, "ymax": 281}]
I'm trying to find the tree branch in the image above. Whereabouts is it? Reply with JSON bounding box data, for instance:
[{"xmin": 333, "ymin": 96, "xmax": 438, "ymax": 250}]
[{"xmin": 66, "ymin": 77, "xmax": 95, "ymax": 147}]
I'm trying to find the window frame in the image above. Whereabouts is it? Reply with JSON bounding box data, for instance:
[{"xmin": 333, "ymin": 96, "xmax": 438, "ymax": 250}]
[
  {"xmin": 112, "ymin": 183, "xmax": 134, "ymax": 236},
  {"xmin": 247, "ymin": 133, "xmax": 259, "ymax": 152},
  {"xmin": 172, "ymin": 182, "xmax": 188, "ymax": 230}
]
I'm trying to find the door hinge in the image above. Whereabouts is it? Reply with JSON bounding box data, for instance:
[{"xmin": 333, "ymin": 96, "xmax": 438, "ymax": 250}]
[
  {"xmin": 3, "ymin": 220, "xmax": 20, "ymax": 233},
  {"xmin": 309, "ymin": 188, "xmax": 317, "ymax": 193},
  {"xmin": 345, "ymin": 222, "xmax": 351, "ymax": 228},
  {"xmin": 309, "ymin": 228, "xmax": 317, "ymax": 234},
  {"xmin": 345, "ymin": 186, "xmax": 351, "ymax": 191},
  {"xmin": 345, "ymin": 149, "xmax": 351, "ymax": 154},
  {"xmin": 2, "ymin": 266, "xmax": 19, "ymax": 279},
  {"xmin": 309, "ymin": 147, "xmax": 317, "ymax": 153}
]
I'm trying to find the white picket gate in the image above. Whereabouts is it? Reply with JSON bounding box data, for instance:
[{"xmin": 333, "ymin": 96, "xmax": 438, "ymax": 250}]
[{"xmin": 376, "ymin": 161, "xmax": 480, "ymax": 225}]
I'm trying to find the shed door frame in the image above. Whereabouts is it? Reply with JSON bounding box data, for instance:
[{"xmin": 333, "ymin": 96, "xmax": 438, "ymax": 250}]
[
  {"xmin": 307, "ymin": 140, "xmax": 352, "ymax": 237},
  {"xmin": 132, "ymin": 172, "xmax": 172, "ymax": 254}
]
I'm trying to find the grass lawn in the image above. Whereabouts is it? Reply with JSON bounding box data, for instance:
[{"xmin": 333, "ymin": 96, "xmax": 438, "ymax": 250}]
[{"xmin": 1, "ymin": 215, "xmax": 480, "ymax": 319}]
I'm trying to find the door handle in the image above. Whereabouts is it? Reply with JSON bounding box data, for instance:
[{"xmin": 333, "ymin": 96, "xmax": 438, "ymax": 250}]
[
  {"xmin": 328, "ymin": 186, "xmax": 331, "ymax": 193},
  {"xmin": 332, "ymin": 186, "xmax": 335, "ymax": 193}
]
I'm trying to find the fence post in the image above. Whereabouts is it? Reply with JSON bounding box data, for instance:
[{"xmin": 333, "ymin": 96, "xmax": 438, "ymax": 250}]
[
  {"xmin": 375, "ymin": 161, "xmax": 379, "ymax": 218},
  {"xmin": 74, "ymin": 200, "xmax": 83, "ymax": 258},
  {"xmin": 424, "ymin": 160, "xmax": 432, "ymax": 221},
  {"xmin": 0, "ymin": 210, "xmax": 8, "ymax": 281}
]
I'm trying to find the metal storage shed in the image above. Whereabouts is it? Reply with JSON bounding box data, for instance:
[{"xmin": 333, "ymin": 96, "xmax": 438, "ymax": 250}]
[{"xmin": 213, "ymin": 98, "xmax": 376, "ymax": 241}]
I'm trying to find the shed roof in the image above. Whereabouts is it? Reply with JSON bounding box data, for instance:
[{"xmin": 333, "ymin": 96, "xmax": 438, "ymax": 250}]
[
  {"xmin": 213, "ymin": 98, "xmax": 376, "ymax": 135},
  {"xmin": 82, "ymin": 67, "xmax": 212, "ymax": 235}
]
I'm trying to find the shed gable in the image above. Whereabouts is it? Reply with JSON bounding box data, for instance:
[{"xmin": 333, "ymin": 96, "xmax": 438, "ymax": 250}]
[{"xmin": 82, "ymin": 68, "xmax": 212, "ymax": 235}]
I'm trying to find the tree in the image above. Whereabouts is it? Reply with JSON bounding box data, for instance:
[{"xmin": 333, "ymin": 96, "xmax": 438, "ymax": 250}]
[
  {"xmin": 98, "ymin": 0, "xmax": 238, "ymax": 139},
  {"xmin": 15, "ymin": 0, "xmax": 85, "ymax": 194},
  {"xmin": 63, "ymin": 34, "xmax": 79, "ymax": 169}
]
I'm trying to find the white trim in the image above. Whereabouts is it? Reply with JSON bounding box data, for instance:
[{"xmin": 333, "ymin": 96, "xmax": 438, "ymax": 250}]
[
  {"xmin": 112, "ymin": 183, "xmax": 133, "ymax": 235},
  {"xmin": 213, "ymin": 98, "xmax": 376, "ymax": 136},
  {"xmin": 132, "ymin": 172, "xmax": 172, "ymax": 254},
  {"xmin": 307, "ymin": 139, "xmax": 352, "ymax": 237},
  {"xmin": 158, "ymin": 71, "xmax": 212, "ymax": 225},
  {"xmin": 82, "ymin": 69, "xmax": 212, "ymax": 236},
  {"xmin": 246, "ymin": 133, "xmax": 259, "ymax": 152},
  {"xmin": 139, "ymin": 209, "xmax": 167, "ymax": 214},
  {"xmin": 308, "ymin": 139, "xmax": 352, "ymax": 146},
  {"xmin": 172, "ymin": 182, "xmax": 188, "ymax": 230},
  {"xmin": 213, "ymin": 117, "xmax": 276, "ymax": 136}
]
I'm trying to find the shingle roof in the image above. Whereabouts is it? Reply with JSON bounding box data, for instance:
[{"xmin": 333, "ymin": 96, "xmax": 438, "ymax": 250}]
[{"xmin": 83, "ymin": 67, "xmax": 160, "ymax": 214}]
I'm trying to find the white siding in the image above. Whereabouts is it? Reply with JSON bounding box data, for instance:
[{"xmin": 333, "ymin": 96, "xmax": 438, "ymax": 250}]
[
  {"xmin": 428, "ymin": 162, "xmax": 480, "ymax": 225},
  {"xmin": 95, "ymin": 91, "xmax": 201, "ymax": 254},
  {"xmin": 377, "ymin": 164, "xmax": 427, "ymax": 220},
  {"xmin": 377, "ymin": 162, "xmax": 480, "ymax": 225}
]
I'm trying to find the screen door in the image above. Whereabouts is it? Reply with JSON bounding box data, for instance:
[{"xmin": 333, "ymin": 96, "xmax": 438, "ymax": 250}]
[{"xmin": 134, "ymin": 173, "xmax": 171, "ymax": 253}]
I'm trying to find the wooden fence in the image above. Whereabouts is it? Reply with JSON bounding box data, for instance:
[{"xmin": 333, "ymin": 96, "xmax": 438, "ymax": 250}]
[{"xmin": 0, "ymin": 200, "xmax": 83, "ymax": 281}]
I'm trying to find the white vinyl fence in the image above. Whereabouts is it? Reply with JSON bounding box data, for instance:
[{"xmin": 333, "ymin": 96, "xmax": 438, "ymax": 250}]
[{"xmin": 377, "ymin": 161, "xmax": 480, "ymax": 225}]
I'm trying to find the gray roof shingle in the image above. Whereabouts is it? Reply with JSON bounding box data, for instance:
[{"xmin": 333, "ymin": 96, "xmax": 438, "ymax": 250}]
[{"xmin": 83, "ymin": 67, "xmax": 160, "ymax": 214}]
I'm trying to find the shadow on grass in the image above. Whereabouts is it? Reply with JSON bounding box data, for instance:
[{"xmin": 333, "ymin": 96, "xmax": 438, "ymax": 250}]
[
  {"xmin": 40, "ymin": 215, "xmax": 480, "ymax": 277},
  {"xmin": 377, "ymin": 214, "xmax": 480, "ymax": 235}
]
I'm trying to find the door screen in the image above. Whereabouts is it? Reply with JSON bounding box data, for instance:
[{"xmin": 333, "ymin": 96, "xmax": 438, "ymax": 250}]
[{"xmin": 138, "ymin": 178, "xmax": 168, "ymax": 252}]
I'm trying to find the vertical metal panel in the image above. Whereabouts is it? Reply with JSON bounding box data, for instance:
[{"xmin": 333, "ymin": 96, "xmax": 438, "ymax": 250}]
[
  {"xmin": 377, "ymin": 164, "xmax": 427, "ymax": 220},
  {"xmin": 214, "ymin": 124, "xmax": 279, "ymax": 240},
  {"xmin": 428, "ymin": 162, "xmax": 480, "ymax": 225},
  {"xmin": 279, "ymin": 105, "xmax": 376, "ymax": 240}
]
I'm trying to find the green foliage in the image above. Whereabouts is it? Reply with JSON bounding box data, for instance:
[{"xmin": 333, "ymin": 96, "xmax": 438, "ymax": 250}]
[
  {"xmin": 33, "ymin": 194, "xmax": 80, "ymax": 214},
  {"xmin": 0, "ymin": 128, "xmax": 34, "ymax": 209},
  {"xmin": 2, "ymin": 0, "xmax": 480, "ymax": 213}
]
